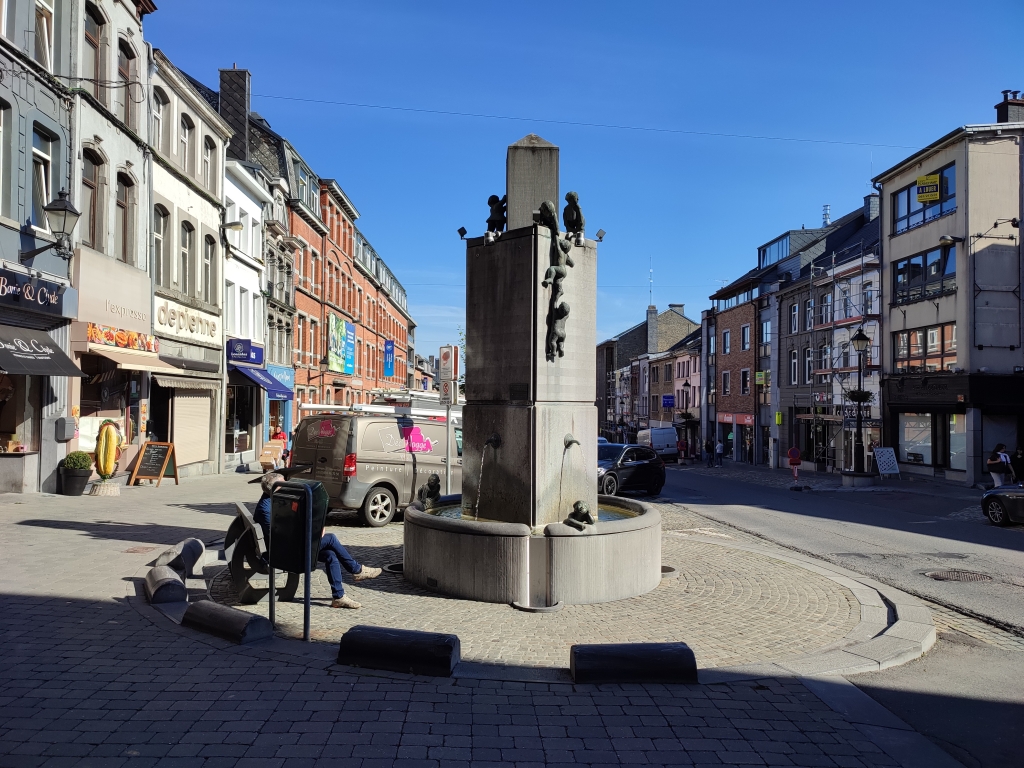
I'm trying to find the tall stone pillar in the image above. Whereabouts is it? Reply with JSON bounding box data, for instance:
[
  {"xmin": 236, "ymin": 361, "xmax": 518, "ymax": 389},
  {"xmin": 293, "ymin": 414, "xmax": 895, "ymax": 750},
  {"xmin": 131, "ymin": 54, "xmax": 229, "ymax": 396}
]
[
  {"xmin": 462, "ymin": 135, "xmax": 597, "ymax": 529},
  {"xmin": 966, "ymin": 406, "xmax": 983, "ymax": 487}
]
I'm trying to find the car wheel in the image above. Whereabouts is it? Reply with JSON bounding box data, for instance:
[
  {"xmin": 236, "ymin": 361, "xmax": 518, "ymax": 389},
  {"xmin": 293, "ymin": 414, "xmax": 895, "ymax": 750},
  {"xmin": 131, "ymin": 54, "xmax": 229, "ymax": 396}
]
[
  {"xmin": 985, "ymin": 497, "xmax": 1010, "ymax": 527},
  {"xmin": 362, "ymin": 486, "xmax": 396, "ymax": 527},
  {"xmin": 601, "ymin": 474, "xmax": 618, "ymax": 496},
  {"xmin": 649, "ymin": 483, "xmax": 664, "ymax": 496}
]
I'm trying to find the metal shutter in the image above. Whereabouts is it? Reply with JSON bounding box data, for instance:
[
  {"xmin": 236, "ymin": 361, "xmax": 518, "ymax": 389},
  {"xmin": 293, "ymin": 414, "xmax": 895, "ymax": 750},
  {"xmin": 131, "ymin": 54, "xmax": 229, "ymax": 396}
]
[{"xmin": 173, "ymin": 391, "xmax": 211, "ymax": 466}]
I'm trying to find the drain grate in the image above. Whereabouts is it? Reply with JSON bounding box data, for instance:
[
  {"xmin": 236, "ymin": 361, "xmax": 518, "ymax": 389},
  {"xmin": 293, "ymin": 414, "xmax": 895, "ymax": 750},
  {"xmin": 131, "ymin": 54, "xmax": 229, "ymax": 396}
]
[{"xmin": 925, "ymin": 570, "xmax": 992, "ymax": 582}]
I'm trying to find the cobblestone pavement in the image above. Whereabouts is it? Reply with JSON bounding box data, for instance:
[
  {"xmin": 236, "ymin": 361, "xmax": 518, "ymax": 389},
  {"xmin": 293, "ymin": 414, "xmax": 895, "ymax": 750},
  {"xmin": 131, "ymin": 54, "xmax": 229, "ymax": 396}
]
[
  {"xmin": 0, "ymin": 474, "xmax": 951, "ymax": 767},
  {"xmin": 213, "ymin": 502, "xmax": 859, "ymax": 670},
  {"xmin": 673, "ymin": 463, "xmax": 844, "ymax": 492}
]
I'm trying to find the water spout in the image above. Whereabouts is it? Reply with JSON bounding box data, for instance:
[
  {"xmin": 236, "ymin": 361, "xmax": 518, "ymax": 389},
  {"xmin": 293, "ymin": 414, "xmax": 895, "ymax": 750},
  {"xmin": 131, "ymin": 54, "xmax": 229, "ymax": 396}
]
[
  {"xmin": 474, "ymin": 433, "xmax": 502, "ymax": 518},
  {"xmin": 563, "ymin": 433, "xmax": 580, "ymax": 450},
  {"xmin": 557, "ymin": 434, "xmax": 583, "ymax": 518}
]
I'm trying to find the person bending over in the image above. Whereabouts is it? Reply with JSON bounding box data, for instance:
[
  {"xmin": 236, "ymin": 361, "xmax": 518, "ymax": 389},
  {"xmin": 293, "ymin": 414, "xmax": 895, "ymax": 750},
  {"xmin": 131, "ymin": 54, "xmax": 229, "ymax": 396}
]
[{"xmin": 254, "ymin": 473, "xmax": 381, "ymax": 609}]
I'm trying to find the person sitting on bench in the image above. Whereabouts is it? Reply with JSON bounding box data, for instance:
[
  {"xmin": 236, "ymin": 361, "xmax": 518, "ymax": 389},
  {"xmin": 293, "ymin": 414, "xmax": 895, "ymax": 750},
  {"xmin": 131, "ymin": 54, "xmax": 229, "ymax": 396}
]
[{"xmin": 254, "ymin": 473, "xmax": 381, "ymax": 609}]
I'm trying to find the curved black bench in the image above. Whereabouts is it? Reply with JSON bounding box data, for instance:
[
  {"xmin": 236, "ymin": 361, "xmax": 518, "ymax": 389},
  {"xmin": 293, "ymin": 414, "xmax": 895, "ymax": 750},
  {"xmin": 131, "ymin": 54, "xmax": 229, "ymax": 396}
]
[{"xmin": 226, "ymin": 502, "xmax": 300, "ymax": 605}]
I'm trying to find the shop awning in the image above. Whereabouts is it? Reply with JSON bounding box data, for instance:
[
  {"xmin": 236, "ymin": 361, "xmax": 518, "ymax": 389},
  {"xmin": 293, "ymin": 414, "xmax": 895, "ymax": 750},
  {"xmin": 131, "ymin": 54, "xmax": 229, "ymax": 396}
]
[
  {"xmin": 229, "ymin": 365, "xmax": 294, "ymax": 400},
  {"xmin": 0, "ymin": 324, "xmax": 85, "ymax": 377},
  {"xmin": 89, "ymin": 345, "xmax": 181, "ymax": 373},
  {"xmin": 152, "ymin": 374, "xmax": 220, "ymax": 390}
]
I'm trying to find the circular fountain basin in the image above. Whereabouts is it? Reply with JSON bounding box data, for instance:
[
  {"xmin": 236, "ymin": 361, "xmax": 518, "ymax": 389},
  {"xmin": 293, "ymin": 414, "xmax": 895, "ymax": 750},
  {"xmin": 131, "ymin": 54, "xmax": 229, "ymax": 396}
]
[{"xmin": 403, "ymin": 495, "xmax": 661, "ymax": 606}]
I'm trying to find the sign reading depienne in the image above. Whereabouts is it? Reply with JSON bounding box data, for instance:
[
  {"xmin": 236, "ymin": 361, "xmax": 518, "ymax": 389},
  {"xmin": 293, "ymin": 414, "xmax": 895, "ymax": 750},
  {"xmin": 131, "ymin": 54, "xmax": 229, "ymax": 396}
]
[{"xmin": 439, "ymin": 345, "xmax": 459, "ymax": 382}]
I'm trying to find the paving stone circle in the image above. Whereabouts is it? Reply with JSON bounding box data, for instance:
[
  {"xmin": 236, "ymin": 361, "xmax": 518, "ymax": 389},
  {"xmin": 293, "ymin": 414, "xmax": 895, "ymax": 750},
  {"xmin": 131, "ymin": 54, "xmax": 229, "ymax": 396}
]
[{"xmin": 212, "ymin": 502, "xmax": 860, "ymax": 669}]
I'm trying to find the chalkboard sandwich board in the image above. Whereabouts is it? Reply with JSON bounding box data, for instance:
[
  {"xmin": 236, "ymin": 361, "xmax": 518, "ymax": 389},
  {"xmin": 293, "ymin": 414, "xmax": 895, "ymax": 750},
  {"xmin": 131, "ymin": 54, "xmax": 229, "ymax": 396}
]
[{"xmin": 129, "ymin": 442, "xmax": 179, "ymax": 486}]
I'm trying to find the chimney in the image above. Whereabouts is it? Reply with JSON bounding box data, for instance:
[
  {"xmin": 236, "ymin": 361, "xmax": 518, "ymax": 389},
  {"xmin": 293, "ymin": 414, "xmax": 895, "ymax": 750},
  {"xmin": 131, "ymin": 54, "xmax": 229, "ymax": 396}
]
[
  {"xmin": 646, "ymin": 305, "xmax": 658, "ymax": 353},
  {"xmin": 668, "ymin": 303, "xmax": 685, "ymax": 319},
  {"xmin": 822, "ymin": 204, "xmax": 831, "ymax": 227},
  {"xmin": 863, "ymin": 193, "xmax": 879, "ymax": 222},
  {"xmin": 219, "ymin": 68, "xmax": 251, "ymax": 162},
  {"xmin": 995, "ymin": 90, "xmax": 1024, "ymax": 124}
]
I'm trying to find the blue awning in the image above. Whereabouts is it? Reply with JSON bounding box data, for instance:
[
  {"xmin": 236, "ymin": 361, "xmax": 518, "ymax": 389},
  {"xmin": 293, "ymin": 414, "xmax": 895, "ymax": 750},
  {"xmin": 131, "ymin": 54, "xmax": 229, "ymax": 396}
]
[{"xmin": 229, "ymin": 365, "xmax": 294, "ymax": 400}]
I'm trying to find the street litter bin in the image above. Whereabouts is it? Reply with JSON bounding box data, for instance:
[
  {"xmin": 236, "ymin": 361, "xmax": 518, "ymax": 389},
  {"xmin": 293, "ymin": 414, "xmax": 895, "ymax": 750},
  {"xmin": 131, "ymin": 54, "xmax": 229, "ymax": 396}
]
[{"xmin": 269, "ymin": 480, "xmax": 329, "ymax": 574}]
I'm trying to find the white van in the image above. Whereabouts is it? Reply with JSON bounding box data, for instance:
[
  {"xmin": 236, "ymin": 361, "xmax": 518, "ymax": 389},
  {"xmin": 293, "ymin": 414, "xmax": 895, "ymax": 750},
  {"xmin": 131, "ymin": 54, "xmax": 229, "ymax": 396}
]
[{"xmin": 637, "ymin": 427, "xmax": 679, "ymax": 462}]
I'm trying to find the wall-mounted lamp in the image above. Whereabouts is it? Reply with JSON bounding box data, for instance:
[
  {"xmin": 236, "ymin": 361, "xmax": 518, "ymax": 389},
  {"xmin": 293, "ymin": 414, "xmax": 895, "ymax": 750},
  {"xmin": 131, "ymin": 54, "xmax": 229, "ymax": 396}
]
[
  {"xmin": 595, "ymin": 229, "xmax": 606, "ymax": 242},
  {"xmin": 19, "ymin": 189, "xmax": 81, "ymax": 278},
  {"xmin": 938, "ymin": 235, "xmax": 965, "ymax": 246},
  {"xmin": 221, "ymin": 221, "xmax": 245, "ymax": 232},
  {"xmin": 457, "ymin": 227, "xmax": 468, "ymax": 240}
]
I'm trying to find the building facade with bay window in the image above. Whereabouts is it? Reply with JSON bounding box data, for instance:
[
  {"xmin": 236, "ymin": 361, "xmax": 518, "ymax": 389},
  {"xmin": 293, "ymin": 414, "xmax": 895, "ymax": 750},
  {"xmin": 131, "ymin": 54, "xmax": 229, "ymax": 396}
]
[{"xmin": 876, "ymin": 94, "xmax": 1024, "ymax": 486}]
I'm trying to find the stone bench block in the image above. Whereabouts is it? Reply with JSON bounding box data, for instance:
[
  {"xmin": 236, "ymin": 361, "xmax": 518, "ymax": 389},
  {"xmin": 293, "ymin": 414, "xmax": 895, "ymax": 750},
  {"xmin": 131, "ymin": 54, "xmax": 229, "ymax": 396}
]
[
  {"xmin": 155, "ymin": 538, "xmax": 206, "ymax": 578},
  {"xmin": 144, "ymin": 566, "xmax": 187, "ymax": 604},
  {"xmin": 570, "ymin": 642, "xmax": 698, "ymax": 684},
  {"xmin": 181, "ymin": 600, "xmax": 273, "ymax": 645},
  {"xmin": 337, "ymin": 625, "xmax": 461, "ymax": 677}
]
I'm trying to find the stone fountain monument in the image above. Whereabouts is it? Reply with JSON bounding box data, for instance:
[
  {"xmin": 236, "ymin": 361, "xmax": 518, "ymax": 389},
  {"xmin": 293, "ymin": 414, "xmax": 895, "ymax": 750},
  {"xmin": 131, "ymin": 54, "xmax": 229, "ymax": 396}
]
[{"xmin": 404, "ymin": 135, "xmax": 660, "ymax": 609}]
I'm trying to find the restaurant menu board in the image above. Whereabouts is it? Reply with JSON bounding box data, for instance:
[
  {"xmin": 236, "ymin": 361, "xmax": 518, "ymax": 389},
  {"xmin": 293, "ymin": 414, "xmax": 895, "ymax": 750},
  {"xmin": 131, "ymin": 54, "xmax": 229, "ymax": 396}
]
[{"xmin": 128, "ymin": 441, "xmax": 179, "ymax": 486}]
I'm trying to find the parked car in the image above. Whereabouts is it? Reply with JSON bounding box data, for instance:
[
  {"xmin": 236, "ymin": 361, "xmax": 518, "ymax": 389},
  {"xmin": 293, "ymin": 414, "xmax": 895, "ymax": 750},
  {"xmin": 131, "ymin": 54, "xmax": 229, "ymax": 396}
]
[
  {"xmin": 289, "ymin": 412, "xmax": 462, "ymax": 527},
  {"xmin": 637, "ymin": 427, "xmax": 679, "ymax": 462},
  {"xmin": 981, "ymin": 483, "xmax": 1024, "ymax": 526},
  {"xmin": 597, "ymin": 436, "xmax": 609, "ymax": 444},
  {"xmin": 597, "ymin": 443, "xmax": 665, "ymax": 496}
]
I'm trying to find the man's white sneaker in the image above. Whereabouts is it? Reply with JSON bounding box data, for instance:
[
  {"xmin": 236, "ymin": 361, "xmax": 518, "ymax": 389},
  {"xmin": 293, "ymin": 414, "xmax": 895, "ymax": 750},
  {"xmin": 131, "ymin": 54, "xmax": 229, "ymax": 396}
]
[
  {"xmin": 330, "ymin": 596, "xmax": 361, "ymax": 609},
  {"xmin": 354, "ymin": 566, "xmax": 382, "ymax": 581}
]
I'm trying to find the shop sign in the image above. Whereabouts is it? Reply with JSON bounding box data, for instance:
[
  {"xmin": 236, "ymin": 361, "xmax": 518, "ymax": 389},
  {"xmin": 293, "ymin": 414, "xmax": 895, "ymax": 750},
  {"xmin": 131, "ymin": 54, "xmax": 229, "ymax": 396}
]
[
  {"xmin": 76, "ymin": 250, "xmax": 151, "ymax": 333},
  {"xmin": 717, "ymin": 412, "xmax": 734, "ymax": 423},
  {"xmin": 267, "ymin": 364, "xmax": 295, "ymax": 391},
  {"xmin": 662, "ymin": 394, "xmax": 675, "ymax": 408},
  {"xmin": 737, "ymin": 414, "xmax": 754, "ymax": 425},
  {"xmin": 87, "ymin": 323, "xmax": 159, "ymax": 353},
  {"xmin": 154, "ymin": 300, "xmax": 219, "ymax": 344},
  {"xmin": 383, "ymin": 340, "xmax": 395, "ymax": 378},
  {"xmin": 226, "ymin": 338, "xmax": 264, "ymax": 366},
  {"xmin": 0, "ymin": 268, "xmax": 67, "ymax": 317},
  {"xmin": 328, "ymin": 315, "xmax": 356, "ymax": 374},
  {"xmin": 916, "ymin": 174, "xmax": 940, "ymax": 203}
]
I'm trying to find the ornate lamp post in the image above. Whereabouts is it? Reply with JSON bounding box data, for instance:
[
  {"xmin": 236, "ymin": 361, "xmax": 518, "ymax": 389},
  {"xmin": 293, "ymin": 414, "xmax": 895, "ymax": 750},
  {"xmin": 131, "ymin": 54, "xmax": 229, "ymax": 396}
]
[{"xmin": 850, "ymin": 328, "xmax": 871, "ymax": 474}]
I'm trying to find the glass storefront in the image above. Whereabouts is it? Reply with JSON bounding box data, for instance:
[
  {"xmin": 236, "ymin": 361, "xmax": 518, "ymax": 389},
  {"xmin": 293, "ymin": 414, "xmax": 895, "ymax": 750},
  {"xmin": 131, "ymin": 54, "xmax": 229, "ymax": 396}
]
[
  {"xmin": 225, "ymin": 384, "xmax": 256, "ymax": 454},
  {"xmin": 0, "ymin": 374, "xmax": 40, "ymax": 453},
  {"xmin": 898, "ymin": 413, "xmax": 932, "ymax": 464},
  {"xmin": 948, "ymin": 413, "xmax": 967, "ymax": 471}
]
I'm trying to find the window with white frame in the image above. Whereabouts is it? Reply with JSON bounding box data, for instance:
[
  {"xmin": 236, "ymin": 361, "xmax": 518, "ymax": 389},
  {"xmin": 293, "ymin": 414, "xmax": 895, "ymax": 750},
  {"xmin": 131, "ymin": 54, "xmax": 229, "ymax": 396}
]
[
  {"xmin": 179, "ymin": 222, "xmax": 194, "ymax": 295},
  {"xmin": 116, "ymin": 42, "xmax": 135, "ymax": 127},
  {"xmin": 803, "ymin": 347, "xmax": 812, "ymax": 384},
  {"xmin": 81, "ymin": 150, "xmax": 101, "ymax": 248},
  {"xmin": 224, "ymin": 281, "xmax": 236, "ymax": 334},
  {"xmin": 790, "ymin": 303, "xmax": 798, "ymax": 334},
  {"xmin": 179, "ymin": 115, "xmax": 194, "ymax": 173},
  {"xmin": 253, "ymin": 295, "xmax": 263, "ymax": 342},
  {"xmin": 804, "ymin": 299, "xmax": 814, "ymax": 331},
  {"xmin": 240, "ymin": 288, "xmax": 250, "ymax": 338},
  {"xmin": 202, "ymin": 235, "xmax": 215, "ymax": 303},
  {"xmin": 114, "ymin": 174, "xmax": 133, "ymax": 263},
  {"xmin": 238, "ymin": 210, "xmax": 249, "ymax": 254},
  {"xmin": 740, "ymin": 369, "xmax": 750, "ymax": 395},
  {"xmin": 30, "ymin": 128, "xmax": 52, "ymax": 230},
  {"xmin": 202, "ymin": 137, "xmax": 215, "ymax": 191},
  {"xmin": 740, "ymin": 324, "xmax": 750, "ymax": 350},
  {"xmin": 154, "ymin": 206, "xmax": 169, "ymax": 287},
  {"xmin": 34, "ymin": 1, "xmax": 53, "ymax": 72},
  {"xmin": 722, "ymin": 370, "xmax": 730, "ymax": 396},
  {"xmin": 152, "ymin": 89, "xmax": 169, "ymax": 153},
  {"xmin": 789, "ymin": 349, "xmax": 798, "ymax": 385},
  {"xmin": 82, "ymin": 4, "xmax": 103, "ymax": 98}
]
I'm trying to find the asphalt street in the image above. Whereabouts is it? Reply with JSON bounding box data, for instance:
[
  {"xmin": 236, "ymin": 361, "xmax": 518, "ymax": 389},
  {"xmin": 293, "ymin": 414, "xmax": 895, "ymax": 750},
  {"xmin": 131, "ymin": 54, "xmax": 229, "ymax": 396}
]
[
  {"xmin": 660, "ymin": 464, "xmax": 1024, "ymax": 632},
  {"xmin": 659, "ymin": 463, "xmax": 1024, "ymax": 768}
]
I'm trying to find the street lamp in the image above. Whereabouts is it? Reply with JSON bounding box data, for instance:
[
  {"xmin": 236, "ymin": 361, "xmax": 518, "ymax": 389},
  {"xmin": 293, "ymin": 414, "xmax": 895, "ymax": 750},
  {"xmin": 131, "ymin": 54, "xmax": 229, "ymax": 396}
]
[
  {"xmin": 19, "ymin": 189, "xmax": 81, "ymax": 274},
  {"xmin": 850, "ymin": 327, "xmax": 871, "ymax": 474}
]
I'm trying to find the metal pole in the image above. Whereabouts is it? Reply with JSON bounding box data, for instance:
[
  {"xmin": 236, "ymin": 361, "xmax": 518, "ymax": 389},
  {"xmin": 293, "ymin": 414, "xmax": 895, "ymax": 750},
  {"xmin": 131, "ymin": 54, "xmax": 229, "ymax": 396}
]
[
  {"xmin": 853, "ymin": 350, "xmax": 865, "ymax": 473},
  {"xmin": 268, "ymin": 489, "xmax": 276, "ymax": 628},
  {"xmin": 444, "ymin": 403, "xmax": 452, "ymax": 495},
  {"xmin": 303, "ymin": 484, "xmax": 312, "ymax": 643}
]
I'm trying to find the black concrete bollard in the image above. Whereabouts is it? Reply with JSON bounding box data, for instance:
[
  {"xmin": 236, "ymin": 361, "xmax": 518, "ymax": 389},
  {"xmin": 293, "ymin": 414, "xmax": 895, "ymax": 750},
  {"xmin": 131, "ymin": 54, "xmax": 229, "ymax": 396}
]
[
  {"xmin": 570, "ymin": 642, "xmax": 698, "ymax": 684},
  {"xmin": 155, "ymin": 538, "xmax": 206, "ymax": 578},
  {"xmin": 143, "ymin": 566, "xmax": 187, "ymax": 604},
  {"xmin": 181, "ymin": 600, "xmax": 273, "ymax": 645},
  {"xmin": 337, "ymin": 625, "xmax": 461, "ymax": 677}
]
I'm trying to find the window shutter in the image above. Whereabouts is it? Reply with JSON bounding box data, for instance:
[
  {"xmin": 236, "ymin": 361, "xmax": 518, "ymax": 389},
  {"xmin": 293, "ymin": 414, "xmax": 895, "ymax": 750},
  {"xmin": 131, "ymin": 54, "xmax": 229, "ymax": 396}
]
[{"xmin": 172, "ymin": 391, "xmax": 212, "ymax": 466}]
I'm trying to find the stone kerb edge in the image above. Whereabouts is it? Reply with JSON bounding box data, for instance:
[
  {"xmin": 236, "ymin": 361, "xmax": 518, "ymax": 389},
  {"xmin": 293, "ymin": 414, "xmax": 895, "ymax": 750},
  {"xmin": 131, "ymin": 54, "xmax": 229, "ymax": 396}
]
[{"xmin": 685, "ymin": 535, "xmax": 936, "ymax": 677}]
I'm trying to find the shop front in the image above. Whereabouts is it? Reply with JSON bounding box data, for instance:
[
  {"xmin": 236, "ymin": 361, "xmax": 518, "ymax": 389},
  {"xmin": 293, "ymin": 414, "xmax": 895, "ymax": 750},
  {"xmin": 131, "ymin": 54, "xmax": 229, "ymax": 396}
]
[
  {"xmin": 223, "ymin": 338, "xmax": 284, "ymax": 469},
  {"xmin": 716, "ymin": 412, "xmax": 734, "ymax": 458},
  {"xmin": 72, "ymin": 249, "xmax": 179, "ymax": 481},
  {"xmin": 882, "ymin": 373, "xmax": 1019, "ymax": 485},
  {"xmin": 151, "ymin": 299, "xmax": 223, "ymax": 478},
  {"xmin": 0, "ymin": 266, "xmax": 82, "ymax": 493},
  {"xmin": 265, "ymin": 364, "xmax": 295, "ymax": 443}
]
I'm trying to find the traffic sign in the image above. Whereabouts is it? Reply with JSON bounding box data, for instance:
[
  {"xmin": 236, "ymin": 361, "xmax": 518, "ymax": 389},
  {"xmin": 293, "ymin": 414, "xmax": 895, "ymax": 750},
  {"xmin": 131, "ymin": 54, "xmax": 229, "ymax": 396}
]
[
  {"xmin": 787, "ymin": 447, "xmax": 801, "ymax": 466},
  {"xmin": 439, "ymin": 345, "xmax": 460, "ymax": 382},
  {"xmin": 439, "ymin": 380, "xmax": 459, "ymax": 406}
]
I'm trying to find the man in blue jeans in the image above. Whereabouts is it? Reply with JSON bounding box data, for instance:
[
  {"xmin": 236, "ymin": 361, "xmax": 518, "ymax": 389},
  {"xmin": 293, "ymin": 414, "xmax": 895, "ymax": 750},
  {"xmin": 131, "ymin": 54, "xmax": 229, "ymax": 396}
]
[{"xmin": 254, "ymin": 473, "xmax": 381, "ymax": 609}]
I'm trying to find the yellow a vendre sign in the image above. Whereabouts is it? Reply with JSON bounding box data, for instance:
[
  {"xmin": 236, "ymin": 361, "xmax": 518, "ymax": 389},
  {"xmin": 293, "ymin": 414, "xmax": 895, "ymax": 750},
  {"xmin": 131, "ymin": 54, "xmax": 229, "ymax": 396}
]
[{"xmin": 916, "ymin": 174, "xmax": 940, "ymax": 202}]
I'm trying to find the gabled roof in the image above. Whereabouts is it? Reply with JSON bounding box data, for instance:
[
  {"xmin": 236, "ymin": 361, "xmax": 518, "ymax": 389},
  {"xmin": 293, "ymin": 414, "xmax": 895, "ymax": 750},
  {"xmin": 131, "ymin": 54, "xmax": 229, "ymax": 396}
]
[{"xmin": 667, "ymin": 327, "xmax": 701, "ymax": 354}]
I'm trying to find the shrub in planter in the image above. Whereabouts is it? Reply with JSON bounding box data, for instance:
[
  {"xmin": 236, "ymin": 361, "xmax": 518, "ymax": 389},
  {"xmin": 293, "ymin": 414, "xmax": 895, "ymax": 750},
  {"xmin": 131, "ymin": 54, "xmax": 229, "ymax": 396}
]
[
  {"xmin": 847, "ymin": 389, "xmax": 874, "ymax": 404},
  {"xmin": 60, "ymin": 451, "xmax": 94, "ymax": 497}
]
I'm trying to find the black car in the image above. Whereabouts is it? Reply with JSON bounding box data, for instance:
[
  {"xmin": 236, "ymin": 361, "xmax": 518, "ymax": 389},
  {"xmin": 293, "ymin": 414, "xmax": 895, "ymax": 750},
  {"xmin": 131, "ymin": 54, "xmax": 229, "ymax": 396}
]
[
  {"xmin": 981, "ymin": 484, "xmax": 1024, "ymax": 526},
  {"xmin": 597, "ymin": 443, "xmax": 665, "ymax": 496}
]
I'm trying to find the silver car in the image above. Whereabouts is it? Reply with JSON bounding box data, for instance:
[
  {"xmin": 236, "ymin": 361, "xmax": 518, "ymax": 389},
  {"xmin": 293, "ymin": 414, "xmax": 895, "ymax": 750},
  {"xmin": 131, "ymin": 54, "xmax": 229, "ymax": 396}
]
[{"xmin": 289, "ymin": 412, "xmax": 462, "ymax": 527}]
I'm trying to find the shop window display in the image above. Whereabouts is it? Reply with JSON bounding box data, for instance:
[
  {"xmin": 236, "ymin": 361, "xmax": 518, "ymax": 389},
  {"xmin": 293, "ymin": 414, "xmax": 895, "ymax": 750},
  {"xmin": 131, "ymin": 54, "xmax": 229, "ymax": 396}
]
[{"xmin": 0, "ymin": 374, "xmax": 39, "ymax": 453}]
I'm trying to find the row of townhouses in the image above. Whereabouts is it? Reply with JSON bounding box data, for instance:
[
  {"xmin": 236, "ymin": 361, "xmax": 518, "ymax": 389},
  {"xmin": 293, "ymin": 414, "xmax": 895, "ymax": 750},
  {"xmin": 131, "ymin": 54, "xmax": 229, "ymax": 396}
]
[
  {"xmin": 0, "ymin": 0, "xmax": 427, "ymax": 494},
  {"xmin": 600, "ymin": 92, "xmax": 1024, "ymax": 486}
]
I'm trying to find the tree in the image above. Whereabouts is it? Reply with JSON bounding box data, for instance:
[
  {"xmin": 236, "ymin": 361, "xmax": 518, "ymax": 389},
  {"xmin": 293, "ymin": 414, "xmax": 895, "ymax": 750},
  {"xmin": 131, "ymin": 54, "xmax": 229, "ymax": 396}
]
[{"xmin": 456, "ymin": 325, "xmax": 467, "ymax": 395}]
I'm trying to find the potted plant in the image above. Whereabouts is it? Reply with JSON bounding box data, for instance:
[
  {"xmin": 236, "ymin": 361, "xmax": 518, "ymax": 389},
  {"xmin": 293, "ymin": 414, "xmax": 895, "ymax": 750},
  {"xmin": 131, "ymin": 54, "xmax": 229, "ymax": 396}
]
[
  {"xmin": 847, "ymin": 389, "xmax": 874, "ymax": 404},
  {"xmin": 60, "ymin": 451, "xmax": 93, "ymax": 496}
]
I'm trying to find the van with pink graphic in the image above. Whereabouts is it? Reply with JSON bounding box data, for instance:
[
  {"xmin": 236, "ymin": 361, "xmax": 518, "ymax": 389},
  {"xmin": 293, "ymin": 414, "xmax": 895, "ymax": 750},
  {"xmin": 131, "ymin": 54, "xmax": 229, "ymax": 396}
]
[{"xmin": 289, "ymin": 413, "xmax": 462, "ymax": 527}]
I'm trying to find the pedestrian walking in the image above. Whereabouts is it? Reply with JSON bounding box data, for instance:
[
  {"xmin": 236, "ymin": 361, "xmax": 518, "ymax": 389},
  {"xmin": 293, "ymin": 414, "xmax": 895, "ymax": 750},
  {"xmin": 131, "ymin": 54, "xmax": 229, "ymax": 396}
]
[
  {"xmin": 987, "ymin": 444, "xmax": 1011, "ymax": 488},
  {"xmin": 1011, "ymin": 447, "xmax": 1024, "ymax": 484},
  {"xmin": 704, "ymin": 439, "xmax": 714, "ymax": 468},
  {"xmin": 715, "ymin": 440, "xmax": 724, "ymax": 467}
]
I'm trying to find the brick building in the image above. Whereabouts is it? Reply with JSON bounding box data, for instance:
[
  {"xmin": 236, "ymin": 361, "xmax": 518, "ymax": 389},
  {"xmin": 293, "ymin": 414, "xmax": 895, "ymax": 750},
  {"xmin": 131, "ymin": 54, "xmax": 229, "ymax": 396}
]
[{"xmin": 706, "ymin": 291, "xmax": 758, "ymax": 461}]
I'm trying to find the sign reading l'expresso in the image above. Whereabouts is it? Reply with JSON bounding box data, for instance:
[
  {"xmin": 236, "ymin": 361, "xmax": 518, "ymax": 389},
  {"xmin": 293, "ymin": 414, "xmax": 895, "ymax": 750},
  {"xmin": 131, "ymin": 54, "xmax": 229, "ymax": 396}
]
[{"xmin": 0, "ymin": 269, "xmax": 66, "ymax": 316}]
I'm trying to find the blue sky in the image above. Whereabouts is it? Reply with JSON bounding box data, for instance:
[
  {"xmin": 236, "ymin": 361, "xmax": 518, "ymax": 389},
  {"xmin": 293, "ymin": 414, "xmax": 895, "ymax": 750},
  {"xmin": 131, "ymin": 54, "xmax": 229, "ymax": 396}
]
[{"xmin": 147, "ymin": 0, "xmax": 1024, "ymax": 355}]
